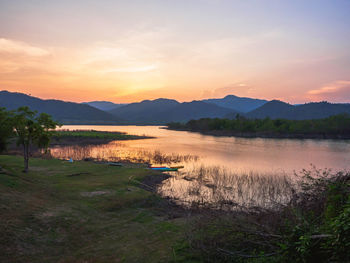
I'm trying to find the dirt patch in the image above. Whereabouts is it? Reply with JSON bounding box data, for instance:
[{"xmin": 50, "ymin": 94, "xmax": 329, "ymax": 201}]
[{"xmin": 37, "ymin": 206, "xmax": 72, "ymax": 219}]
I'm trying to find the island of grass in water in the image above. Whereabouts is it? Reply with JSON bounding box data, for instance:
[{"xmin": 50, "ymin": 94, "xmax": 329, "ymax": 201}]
[{"xmin": 51, "ymin": 129, "xmax": 152, "ymax": 145}]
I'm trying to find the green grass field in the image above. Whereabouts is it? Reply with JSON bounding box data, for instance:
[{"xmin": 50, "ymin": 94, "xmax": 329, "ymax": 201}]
[{"xmin": 0, "ymin": 155, "xmax": 192, "ymax": 263}]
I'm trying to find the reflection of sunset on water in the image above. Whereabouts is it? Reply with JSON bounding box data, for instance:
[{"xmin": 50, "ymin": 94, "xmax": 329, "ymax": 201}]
[{"xmin": 58, "ymin": 125, "xmax": 350, "ymax": 174}]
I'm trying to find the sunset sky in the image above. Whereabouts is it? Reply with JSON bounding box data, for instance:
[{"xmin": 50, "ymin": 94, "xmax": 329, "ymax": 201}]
[{"xmin": 0, "ymin": 0, "xmax": 349, "ymax": 103}]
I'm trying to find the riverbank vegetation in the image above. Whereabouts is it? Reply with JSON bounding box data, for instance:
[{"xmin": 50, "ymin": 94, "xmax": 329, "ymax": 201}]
[
  {"xmin": 184, "ymin": 167, "xmax": 350, "ymax": 262},
  {"xmin": 167, "ymin": 114, "xmax": 350, "ymax": 139},
  {"xmin": 49, "ymin": 144, "xmax": 199, "ymax": 165}
]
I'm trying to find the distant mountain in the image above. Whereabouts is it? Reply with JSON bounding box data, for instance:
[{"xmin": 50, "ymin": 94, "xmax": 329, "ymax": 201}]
[
  {"xmin": 109, "ymin": 98, "xmax": 237, "ymax": 123},
  {"xmin": 109, "ymin": 98, "xmax": 180, "ymax": 123},
  {"xmin": 82, "ymin": 101, "xmax": 127, "ymax": 111},
  {"xmin": 166, "ymin": 101, "xmax": 237, "ymax": 122},
  {"xmin": 293, "ymin": 102, "xmax": 350, "ymax": 119},
  {"xmin": 247, "ymin": 100, "xmax": 350, "ymax": 120},
  {"xmin": 246, "ymin": 100, "xmax": 295, "ymax": 119},
  {"xmin": 0, "ymin": 90, "xmax": 122, "ymax": 124},
  {"xmin": 203, "ymin": 95, "xmax": 267, "ymax": 113}
]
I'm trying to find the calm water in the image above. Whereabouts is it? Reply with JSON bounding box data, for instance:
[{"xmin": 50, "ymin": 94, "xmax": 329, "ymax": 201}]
[
  {"xmin": 56, "ymin": 125, "xmax": 350, "ymax": 173},
  {"xmin": 52, "ymin": 125, "xmax": 350, "ymax": 208}
]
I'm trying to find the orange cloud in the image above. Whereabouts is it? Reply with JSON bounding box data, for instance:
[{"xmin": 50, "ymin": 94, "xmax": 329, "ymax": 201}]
[{"xmin": 306, "ymin": 81, "xmax": 350, "ymax": 102}]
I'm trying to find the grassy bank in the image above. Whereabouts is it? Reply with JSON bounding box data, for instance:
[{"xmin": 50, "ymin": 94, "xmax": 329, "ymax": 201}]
[
  {"xmin": 167, "ymin": 114, "xmax": 350, "ymax": 139},
  {"xmin": 51, "ymin": 130, "xmax": 152, "ymax": 145},
  {"xmin": 1, "ymin": 155, "xmax": 349, "ymax": 262},
  {"xmin": 0, "ymin": 155, "xmax": 190, "ymax": 262}
]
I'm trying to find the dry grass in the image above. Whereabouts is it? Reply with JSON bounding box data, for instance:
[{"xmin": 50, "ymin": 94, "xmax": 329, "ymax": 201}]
[
  {"xmin": 49, "ymin": 144, "xmax": 198, "ymax": 165},
  {"xmin": 159, "ymin": 165, "xmax": 294, "ymax": 211}
]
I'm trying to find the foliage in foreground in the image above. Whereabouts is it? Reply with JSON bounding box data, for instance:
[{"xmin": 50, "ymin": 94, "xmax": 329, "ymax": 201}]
[
  {"xmin": 186, "ymin": 167, "xmax": 350, "ymax": 262},
  {"xmin": 168, "ymin": 114, "xmax": 350, "ymax": 137}
]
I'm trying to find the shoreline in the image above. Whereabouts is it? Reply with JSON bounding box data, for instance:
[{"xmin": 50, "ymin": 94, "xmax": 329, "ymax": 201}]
[{"xmin": 166, "ymin": 127, "xmax": 350, "ymax": 140}]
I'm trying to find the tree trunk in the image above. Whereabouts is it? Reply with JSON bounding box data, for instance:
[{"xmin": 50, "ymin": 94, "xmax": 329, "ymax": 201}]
[{"xmin": 23, "ymin": 143, "xmax": 29, "ymax": 173}]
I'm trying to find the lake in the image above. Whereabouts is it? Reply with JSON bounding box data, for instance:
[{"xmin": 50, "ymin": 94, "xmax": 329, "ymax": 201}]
[
  {"xmin": 56, "ymin": 125, "xmax": 350, "ymax": 172},
  {"xmin": 52, "ymin": 125, "xmax": 350, "ymax": 208}
]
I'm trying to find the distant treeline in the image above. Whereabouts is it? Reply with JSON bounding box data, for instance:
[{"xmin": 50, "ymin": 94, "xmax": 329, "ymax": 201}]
[{"xmin": 167, "ymin": 114, "xmax": 350, "ymax": 139}]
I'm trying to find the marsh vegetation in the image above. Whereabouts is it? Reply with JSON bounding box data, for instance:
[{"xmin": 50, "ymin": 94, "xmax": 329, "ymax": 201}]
[
  {"xmin": 49, "ymin": 143, "xmax": 199, "ymax": 165},
  {"xmin": 159, "ymin": 166, "xmax": 294, "ymax": 210}
]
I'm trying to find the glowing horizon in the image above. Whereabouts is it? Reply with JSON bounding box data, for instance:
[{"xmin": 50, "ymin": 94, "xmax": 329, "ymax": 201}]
[{"xmin": 1, "ymin": 0, "xmax": 349, "ymax": 104}]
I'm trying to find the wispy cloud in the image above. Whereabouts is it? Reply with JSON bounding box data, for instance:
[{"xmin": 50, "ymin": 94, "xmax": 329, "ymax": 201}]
[
  {"xmin": 306, "ymin": 80, "xmax": 350, "ymax": 102},
  {"xmin": 307, "ymin": 81, "xmax": 350, "ymax": 95},
  {"xmin": 0, "ymin": 38, "xmax": 49, "ymax": 56}
]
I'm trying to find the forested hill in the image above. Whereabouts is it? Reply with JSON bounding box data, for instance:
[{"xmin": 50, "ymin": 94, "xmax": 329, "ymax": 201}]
[
  {"xmin": 0, "ymin": 91, "xmax": 122, "ymax": 124},
  {"xmin": 167, "ymin": 114, "xmax": 350, "ymax": 139},
  {"xmin": 246, "ymin": 100, "xmax": 350, "ymax": 120}
]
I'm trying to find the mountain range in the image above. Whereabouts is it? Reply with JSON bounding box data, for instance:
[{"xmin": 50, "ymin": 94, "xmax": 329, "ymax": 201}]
[
  {"xmin": 108, "ymin": 99, "xmax": 237, "ymax": 124},
  {"xmin": 203, "ymin": 95, "xmax": 267, "ymax": 113},
  {"xmin": 1, "ymin": 90, "xmax": 350, "ymax": 124},
  {"xmin": 82, "ymin": 101, "xmax": 126, "ymax": 111},
  {"xmin": 0, "ymin": 91, "xmax": 121, "ymax": 124}
]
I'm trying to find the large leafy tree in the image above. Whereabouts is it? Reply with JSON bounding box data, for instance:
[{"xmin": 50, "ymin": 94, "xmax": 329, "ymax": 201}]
[
  {"xmin": 0, "ymin": 107, "xmax": 14, "ymax": 153},
  {"xmin": 13, "ymin": 107, "xmax": 60, "ymax": 173}
]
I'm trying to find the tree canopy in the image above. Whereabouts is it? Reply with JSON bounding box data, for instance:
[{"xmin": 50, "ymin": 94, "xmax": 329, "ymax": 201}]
[
  {"xmin": 0, "ymin": 106, "xmax": 60, "ymax": 172},
  {"xmin": 0, "ymin": 107, "xmax": 14, "ymax": 153}
]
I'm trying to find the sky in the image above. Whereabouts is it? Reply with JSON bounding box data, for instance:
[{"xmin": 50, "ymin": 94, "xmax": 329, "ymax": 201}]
[{"xmin": 0, "ymin": 0, "xmax": 349, "ymax": 103}]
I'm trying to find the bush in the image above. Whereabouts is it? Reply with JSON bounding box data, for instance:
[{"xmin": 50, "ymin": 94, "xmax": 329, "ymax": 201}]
[{"xmin": 185, "ymin": 168, "xmax": 350, "ymax": 262}]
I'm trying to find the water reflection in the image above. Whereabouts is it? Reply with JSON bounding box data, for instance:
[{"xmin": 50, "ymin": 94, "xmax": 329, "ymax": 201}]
[{"xmin": 60, "ymin": 125, "xmax": 350, "ymax": 173}]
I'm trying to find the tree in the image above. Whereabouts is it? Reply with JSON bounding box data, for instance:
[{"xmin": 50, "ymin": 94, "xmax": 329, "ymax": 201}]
[
  {"xmin": 0, "ymin": 107, "xmax": 14, "ymax": 153},
  {"xmin": 13, "ymin": 107, "xmax": 60, "ymax": 173}
]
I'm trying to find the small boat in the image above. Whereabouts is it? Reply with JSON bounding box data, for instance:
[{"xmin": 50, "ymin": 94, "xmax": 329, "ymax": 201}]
[
  {"xmin": 149, "ymin": 166, "xmax": 167, "ymax": 169},
  {"xmin": 170, "ymin": 165, "xmax": 184, "ymax": 169}
]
